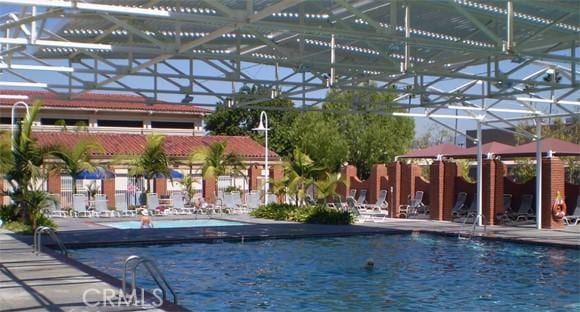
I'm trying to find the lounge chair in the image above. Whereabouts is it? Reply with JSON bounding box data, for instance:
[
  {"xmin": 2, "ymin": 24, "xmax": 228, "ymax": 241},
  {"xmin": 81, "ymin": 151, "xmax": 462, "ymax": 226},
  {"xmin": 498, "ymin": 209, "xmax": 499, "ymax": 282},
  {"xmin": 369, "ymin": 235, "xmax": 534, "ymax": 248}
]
[
  {"xmin": 221, "ymin": 192, "xmax": 235, "ymax": 214},
  {"xmin": 44, "ymin": 196, "xmax": 69, "ymax": 218},
  {"xmin": 349, "ymin": 189, "xmax": 357, "ymax": 199},
  {"xmin": 346, "ymin": 196, "xmax": 387, "ymax": 222},
  {"xmin": 73, "ymin": 193, "xmax": 94, "ymax": 217},
  {"xmin": 115, "ymin": 193, "xmax": 135, "ymax": 217},
  {"xmin": 356, "ymin": 189, "xmax": 368, "ymax": 206},
  {"xmin": 146, "ymin": 193, "xmax": 162, "ymax": 216},
  {"xmin": 327, "ymin": 196, "xmax": 345, "ymax": 211},
  {"xmin": 246, "ymin": 192, "xmax": 260, "ymax": 211},
  {"xmin": 231, "ymin": 191, "xmax": 247, "ymax": 213},
  {"xmin": 563, "ymin": 195, "xmax": 580, "ymax": 226},
  {"xmin": 451, "ymin": 192, "xmax": 468, "ymax": 218},
  {"xmin": 496, "ymin": 194, "xmax": 513, "ymax": 223},
  {"xmin": 171, "ymin": 192, "xmax": 193, "ymax": 215},
  {"xmin": 95, "ymin": 194, "xmax": 116, "ymax": 217},
  {"xmin": 508, "ymin": 194, "xmax": 535, "ymax": 223},
  {"xmin": 267, "ymin": 193, "xmax": 277, "ymax": 204},
  {"xmin": 305, "ymin": 194, "xmax": 317, "ymax": 206},
  {"xmin": 400, "ymin": 191, "xmax": 425, "ymax": 218},
  {"xmin": 363, "ymin": 190, "xmax": 388, "ymax": 215}
]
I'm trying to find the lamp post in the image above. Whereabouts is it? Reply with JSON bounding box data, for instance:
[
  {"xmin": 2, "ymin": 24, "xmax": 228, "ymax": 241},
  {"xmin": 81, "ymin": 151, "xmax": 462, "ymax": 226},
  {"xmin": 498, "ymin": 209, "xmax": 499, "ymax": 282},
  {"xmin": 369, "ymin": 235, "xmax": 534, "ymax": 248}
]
[
  {"xmin": 11, "ymin": 101, "xmax": 30, "ymax": 151},
  {"xmin": 253, "ymin": 111, "xmax": 269, "ymax": 205}
]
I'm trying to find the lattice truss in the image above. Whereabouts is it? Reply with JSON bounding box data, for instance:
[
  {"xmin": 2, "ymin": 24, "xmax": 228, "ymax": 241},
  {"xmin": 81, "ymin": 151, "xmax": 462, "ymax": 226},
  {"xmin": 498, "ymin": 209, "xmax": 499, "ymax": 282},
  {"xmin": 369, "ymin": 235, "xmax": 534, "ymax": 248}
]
[{"xmin": 0, "ymin": 0, "xmax": 578, "ymax": 131}]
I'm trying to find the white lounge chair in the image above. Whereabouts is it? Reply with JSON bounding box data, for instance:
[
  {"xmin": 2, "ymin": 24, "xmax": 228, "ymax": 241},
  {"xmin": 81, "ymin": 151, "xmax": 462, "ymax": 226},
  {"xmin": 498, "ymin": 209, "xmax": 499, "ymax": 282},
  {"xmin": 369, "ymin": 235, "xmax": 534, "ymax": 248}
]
[
  {"xmin": 94, "ymin": 194, "xmax": 116, "ymax": 217},
  {"xmin": 267, "ymin": 193, "xmax": 277, "ymax": 205},
  {"xmin": 231, "ymin": 191, "xmax": 247, "ymax": 213},
  {"xmin": 347, "ymin": 196, "xmax": 387, "ymax": 222},
  {"xmin": 115, "ymin": 193, "xmax": 135, "ymax": 217},
  {"xmin": 45, "ymin": 197, "xmax": 69, "ymax": 218},
  {"xmin": 146, "ymin": 193, "xmax": 161, "ymax": 216},
  {"xmin": 363, "ymin": 190, "xmax": 388, "ymax": 215},
  {"xmin": 246, "ymin": 192, "xmax": 260, "ymax": 212},
  {"xmin": 73, "ymin": 193, "xmax": 94, "ymax": 217},
  {"xmin": 563, "ymin": 195, "xmax": 580, "ymax": 226}
]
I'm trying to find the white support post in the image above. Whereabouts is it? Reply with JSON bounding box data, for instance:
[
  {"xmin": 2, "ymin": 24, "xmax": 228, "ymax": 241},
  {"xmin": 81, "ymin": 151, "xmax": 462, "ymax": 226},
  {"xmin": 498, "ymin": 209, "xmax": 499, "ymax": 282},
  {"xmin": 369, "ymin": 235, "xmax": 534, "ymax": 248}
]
[
  {"xmin": 404, "ymin": 4, "xmax": 410, "ymax": 73},
  {"xmin": 476, "ymin": 120, "xmax": 483, "ymax": 226},
  {"xmin": 31, "ymin": 5, "xmax": 37, "ymax": 43},
  {"xmin": 330, "ymin": 34, "xmax": 335, "ymax": 87},
  {"xmin": 535, "ymin": 118, "xmax": 542, "ymax": 229},
  {"xmin": 506, "ymin": 0, "xmax": 513, "ymax": 52}
]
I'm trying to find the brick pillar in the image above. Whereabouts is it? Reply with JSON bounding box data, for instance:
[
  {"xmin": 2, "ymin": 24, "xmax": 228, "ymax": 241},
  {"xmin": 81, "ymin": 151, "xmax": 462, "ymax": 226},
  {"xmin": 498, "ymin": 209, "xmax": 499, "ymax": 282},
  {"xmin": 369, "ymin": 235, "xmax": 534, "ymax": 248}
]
[
  {"xmin": 154, "ymin": 178, "xmax": 167, "ymax": 197},
  {"xmin": 368, "ymin": 164, "xmax": 387, "ymax": 204},
  {"xmin": 47, "ymin": 171, "xmax": 61, "ymax": 194},
  {"xmin": 482, "ymin": 159, "xmax": 504, "ymax": 225},
  {"xmin": 441, "ymin": 161, "xmax": 458, "ymax": 221},
  {"xmin": 103, "ymin": 178, "xmax": 115, "ymax": 208},
  {"xmin": 270, "ymin": 165, "xmax": 284, "ymax": 203},
  {"xmin": 203, "ymin": 176, "xmax": 216, "ymax": 203},
  {"xmin": 430, "ymin": 161, "xmax": 445, "ymax": 220},
  {"xmin": 542, "ymin": 157, "xmax": 566, "ymax": 229},
  {"xmin": 248, "ymin": 164, "xmax": 263, "ymax": 191},
  {"xmin": 387, "ymin": 162, "xmax": 402, "ymax": 217},
  {"xmin": 400, "ymin": 163, "xmax": 421, "ymax": 206},
  {"xmin": 338, "ymin": 165, "xmax": 357, "ymax": 199}
]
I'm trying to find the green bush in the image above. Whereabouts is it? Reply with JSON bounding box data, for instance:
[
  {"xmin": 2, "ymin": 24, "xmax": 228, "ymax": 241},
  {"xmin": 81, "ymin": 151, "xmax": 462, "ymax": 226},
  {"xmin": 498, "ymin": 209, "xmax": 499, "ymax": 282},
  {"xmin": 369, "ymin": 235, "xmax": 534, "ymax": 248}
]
[
  {"xmin": 251, "ymin": 203, "xmax": 353, "ymax": 225},
  {"xmin": 0, "ymin": 205, "xmax": 19, "ymax": 223},
  {"xmin": 1, "ymin": 213, "xmax": 57, "ymax": 234}
]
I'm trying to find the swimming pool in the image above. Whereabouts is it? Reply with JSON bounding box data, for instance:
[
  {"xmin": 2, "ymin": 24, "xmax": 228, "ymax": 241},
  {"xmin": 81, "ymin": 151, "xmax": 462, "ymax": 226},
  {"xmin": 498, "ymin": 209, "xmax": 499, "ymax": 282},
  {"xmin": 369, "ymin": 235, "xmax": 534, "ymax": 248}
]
[
  {"xmin": 72, "ymin": 234, "xmax": 580, "ymax": 311},
  {"xmin": 97, "ymin": 219, "xmax": 248, "ymax": 229}
]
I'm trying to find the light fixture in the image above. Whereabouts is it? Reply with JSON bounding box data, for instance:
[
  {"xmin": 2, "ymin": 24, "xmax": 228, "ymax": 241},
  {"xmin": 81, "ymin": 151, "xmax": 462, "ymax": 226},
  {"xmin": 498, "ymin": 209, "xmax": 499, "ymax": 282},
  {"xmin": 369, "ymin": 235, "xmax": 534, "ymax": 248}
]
[
  {"xmin": 543, "ymin": 70, "xmax": 561, "ymax": 83},
  {"xmin": 181, "ymin": 94, "xmax": 193, "ymax": 103},
  {"xmin": 252, "ymin": 111, "xmax": 270, "ymax": 206}
]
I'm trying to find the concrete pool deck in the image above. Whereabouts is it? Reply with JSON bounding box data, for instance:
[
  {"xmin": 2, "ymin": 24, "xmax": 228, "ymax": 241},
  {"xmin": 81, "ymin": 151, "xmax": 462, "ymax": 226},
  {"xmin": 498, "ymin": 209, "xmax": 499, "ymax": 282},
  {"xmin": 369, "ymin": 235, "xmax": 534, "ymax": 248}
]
[{"xmin": 1, "ymin": 216, "xmax": 579, "ymax": 311}]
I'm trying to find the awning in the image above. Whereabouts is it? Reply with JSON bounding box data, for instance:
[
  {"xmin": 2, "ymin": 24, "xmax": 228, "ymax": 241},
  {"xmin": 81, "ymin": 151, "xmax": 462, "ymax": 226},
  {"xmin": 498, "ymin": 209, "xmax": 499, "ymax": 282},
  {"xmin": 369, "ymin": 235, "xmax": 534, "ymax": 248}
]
[
  {"xmin": 76, "ymin": 168, "xmax": 115, "ymax": 179},
  {"xmin": 447, "ymin": 142, "xmax": 513, "ymax": 159},
  {"xmin": 397, "ymin": 144, "xmax": 465, "ymax": 159},
  {"xmin": 498, "ymin": 138, "xmax": 580, "ymax": 158}
]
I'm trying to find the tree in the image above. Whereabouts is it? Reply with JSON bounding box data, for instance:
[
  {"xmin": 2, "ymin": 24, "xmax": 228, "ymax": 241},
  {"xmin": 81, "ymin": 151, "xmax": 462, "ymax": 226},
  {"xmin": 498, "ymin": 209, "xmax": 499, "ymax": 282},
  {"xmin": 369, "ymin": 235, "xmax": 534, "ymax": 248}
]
[
  {"xmin": 189, "ymin": 142, "xmax": 244, "ymax": 195},
  {"xmin": 413, "ymin": 124, "xmax": 455, "ymax": 149},
  {"xmin": 283, "ymin": 148, "xmax": 325, "ymax": 206},
  {"xmin": 314, "ymin": 172, "xmax": 346, "ymax": 205},
  {"xmin": 127, "ymin": 134, "xmax": 173, "ymax": 193},
  {"xmin": 204, "ymin": 92, "xmax": 298, "ymax": 156},
  {"xmin": 50, "ymin": 140, "xmax": 105, "ymax": 194}
]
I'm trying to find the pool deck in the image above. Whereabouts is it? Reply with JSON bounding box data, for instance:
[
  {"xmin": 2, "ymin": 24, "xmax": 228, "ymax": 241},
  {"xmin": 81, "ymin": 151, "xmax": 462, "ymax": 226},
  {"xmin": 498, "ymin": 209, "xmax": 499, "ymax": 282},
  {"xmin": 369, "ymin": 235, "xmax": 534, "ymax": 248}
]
[{"xmin": 1, "ymin": 215, "xmax": 579, "ymax": 311}]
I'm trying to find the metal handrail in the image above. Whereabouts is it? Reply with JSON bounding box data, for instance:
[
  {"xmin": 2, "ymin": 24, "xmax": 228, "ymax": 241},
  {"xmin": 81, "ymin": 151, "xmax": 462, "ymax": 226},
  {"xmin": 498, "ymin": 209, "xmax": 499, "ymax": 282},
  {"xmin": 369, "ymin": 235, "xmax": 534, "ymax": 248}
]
[
  {"xmin": 122, "ymin": 255, "xmax": 178, "ymax": 304},
  {"xmin": 458, "ymin": 213, "xmax": 487, "ymax": 240},
  {"xmin": 33, "ymin": 226, "xmax": 68, "ymax": 256}
]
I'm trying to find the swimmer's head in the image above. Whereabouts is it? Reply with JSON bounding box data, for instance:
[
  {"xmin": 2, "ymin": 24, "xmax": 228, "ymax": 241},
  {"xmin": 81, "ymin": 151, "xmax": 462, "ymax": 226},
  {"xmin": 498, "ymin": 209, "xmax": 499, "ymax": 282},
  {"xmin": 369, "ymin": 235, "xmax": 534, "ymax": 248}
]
[{"xmin": 365, "ymin": 259, "xmax": 374, "ymax": 270}]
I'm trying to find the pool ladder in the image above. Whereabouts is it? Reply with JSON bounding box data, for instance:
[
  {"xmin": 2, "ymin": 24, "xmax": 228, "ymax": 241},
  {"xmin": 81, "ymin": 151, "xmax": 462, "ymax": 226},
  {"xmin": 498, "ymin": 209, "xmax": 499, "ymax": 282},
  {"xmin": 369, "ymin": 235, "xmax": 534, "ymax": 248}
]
[
  {"xmin": 122, "ymin": 255, "xmax": 178, "ymax": 305},
  {"xmin": 458, "ymin": 214, "xmax": 487, "ymax": 240},
  {"xmin": 33, "ymin": 226, "xmax": 68, "ymax": 256}
]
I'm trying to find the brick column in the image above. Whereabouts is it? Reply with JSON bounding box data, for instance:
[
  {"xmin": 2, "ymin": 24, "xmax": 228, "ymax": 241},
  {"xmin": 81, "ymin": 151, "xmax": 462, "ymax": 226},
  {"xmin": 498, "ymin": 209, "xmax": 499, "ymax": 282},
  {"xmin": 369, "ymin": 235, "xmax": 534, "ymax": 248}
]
[
  {"xmin": 368, "ymin": 164, "xmax": 387, "ymax": 204},
  {"xmin": 400, "ymin": 163, "xmax": 421, "ymax": 206},
  {"xmin": 270, "ymin": 165, "xmax": 284, "ymax": 203},
  {"xmin": 203, "ymin": 176, "xmax": 216, "ymax": 203},
  {"xmin": 103, "ymin": 178, "xmax": 115, "ymax": 208},
  {"xmin": 387, "ymin": 162, "xmax": 402, "ymax": 217},
  {"xmin": 154, "ymin": 178, "xmax": 167, "ymax": 197},
  {"xmin": 47, "ymin": 171, "xmax": 61, "ymax": 194},
  {"xmin": 441, "ymin": 161, "xmax": 458, "ymax": 221},
  {"xmin": 482, "ymin": 159, "xmax": 504, "ymax": 225},
  {"xmin": 248, "ymin": 164, "xmax": 263, "ymax": 191},
  {"xmin": 429, "ymin": 161, "xmax": 445, "ymax": 220},
  {"xmin": 542, "ymin": 157, "xmax": 566, "ymax": 229},
  {"xmin": 338, "ymin": 165, "xmax": 357, "ymax": 199}
]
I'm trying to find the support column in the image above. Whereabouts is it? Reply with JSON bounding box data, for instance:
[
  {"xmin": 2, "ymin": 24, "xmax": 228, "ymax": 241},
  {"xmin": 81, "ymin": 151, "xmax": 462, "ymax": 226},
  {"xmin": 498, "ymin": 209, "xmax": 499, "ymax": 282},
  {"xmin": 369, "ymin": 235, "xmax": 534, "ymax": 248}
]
[
  {"xmin": 400, "ymin": 163, "xmax": 421, "ymax": 206},
  {"xmin": 270, "ymin": 165, "xmax": 284, "ymax": 203},
  {"xmin": 387, "ymin": 162, "xmax": 402, "ymax": 217},
  {"xmin": 368, "ymin": 164, "xmax": 387, "ymax": 204},
  {"xmin": 248, "ymin": 164, "xmax": 263, "ymax": 191},
  {"xmin": 442, "ymin": 161, "xmax": 458, "ymax": 221},
  {"xmin": 47, "ymin": 171, "xmax": 61, "ymax": 195},
  {"xmin": 338, "ymin": 165, "xmax": 358, "ymax": 199},
  {"xmin": 103, "ymin": 178, "xmax": 115, "ymax": 208},
  {"xmin": 154, "ymin": 178, "xmax": 167, "ymax": 197},
  {"xmin": 203, "ymin": 176, "xmax": 216, "ymax": 204},
  {"xmin": 542, "ymin": 157, "xmax": 566, "ymax": 229},
  {"xmin": 429, "ymin": 160, "xmax": 445, "ymax": 220},
  {"xmin": 482, "ymin": 159, "xmax": 504, "ymax": 225}
]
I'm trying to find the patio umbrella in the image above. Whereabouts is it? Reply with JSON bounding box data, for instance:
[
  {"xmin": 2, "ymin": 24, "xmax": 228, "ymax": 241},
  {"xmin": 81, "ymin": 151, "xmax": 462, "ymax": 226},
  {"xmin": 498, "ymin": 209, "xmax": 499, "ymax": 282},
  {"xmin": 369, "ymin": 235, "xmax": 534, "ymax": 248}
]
[
  {"xmin": 153, "ymin": 169, "xmax": 184, "ymax": 180},
  {"xmin": 76, "ymin": 168, "xmax": 115, "ymax": 179}
]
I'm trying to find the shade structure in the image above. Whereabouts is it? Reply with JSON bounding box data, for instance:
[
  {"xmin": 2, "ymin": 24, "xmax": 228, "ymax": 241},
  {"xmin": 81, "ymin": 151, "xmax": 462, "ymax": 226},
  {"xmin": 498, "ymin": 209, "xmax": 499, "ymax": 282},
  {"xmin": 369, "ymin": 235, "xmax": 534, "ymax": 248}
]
[
  {"xmin": 76, "ymin": 168, "xmax": 114, "ymax": 179},
  {"xmin": 397, "ymin": 144, "xmax": 465, "ymax": 159},
  {"xmin": 498, "ymin": 138, "xmax": 580, "ymax": 158},
  {"xmin": 448, "ymin": 142, "xmax": 514, "ymax": 159}
]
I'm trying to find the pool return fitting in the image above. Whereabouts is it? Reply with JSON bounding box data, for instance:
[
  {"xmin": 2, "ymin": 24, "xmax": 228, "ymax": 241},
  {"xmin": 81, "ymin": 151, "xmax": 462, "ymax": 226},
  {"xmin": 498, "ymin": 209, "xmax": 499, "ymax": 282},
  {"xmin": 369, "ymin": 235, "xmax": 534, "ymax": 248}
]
[{"xmin": 33, "ymin": 226, "xmax": 68, "ymax": 256}]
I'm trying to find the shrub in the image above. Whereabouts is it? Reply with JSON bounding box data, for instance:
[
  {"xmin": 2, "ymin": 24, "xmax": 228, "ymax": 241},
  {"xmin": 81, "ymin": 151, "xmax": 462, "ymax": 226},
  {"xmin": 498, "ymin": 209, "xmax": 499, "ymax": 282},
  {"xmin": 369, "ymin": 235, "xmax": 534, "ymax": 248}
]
[
  {"xmin": 251, "ymin": 203, "xmax": 353, "ymax": 225},
  {"xmin": 1, "ymin": 213, "xmax": 57, "ymax": 234},
  {"xmin": 0, "ymin": 205, "xmax": 19, "ymax": 223},
  {"xmin": 224, "ymin": 185, "xmax": 241, "ymax": 193}
]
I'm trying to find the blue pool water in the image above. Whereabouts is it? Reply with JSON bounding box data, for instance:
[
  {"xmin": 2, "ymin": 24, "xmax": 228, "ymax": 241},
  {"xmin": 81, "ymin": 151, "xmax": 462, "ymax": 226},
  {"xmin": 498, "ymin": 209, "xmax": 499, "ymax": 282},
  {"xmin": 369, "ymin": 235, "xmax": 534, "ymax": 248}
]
[
  {"xmin": 72, "ymin": 234, "xmax": 580, "ymax": 311},
  {"xmin": 97, "ymin": 219, "xmax": 248, "ymax": 229}
]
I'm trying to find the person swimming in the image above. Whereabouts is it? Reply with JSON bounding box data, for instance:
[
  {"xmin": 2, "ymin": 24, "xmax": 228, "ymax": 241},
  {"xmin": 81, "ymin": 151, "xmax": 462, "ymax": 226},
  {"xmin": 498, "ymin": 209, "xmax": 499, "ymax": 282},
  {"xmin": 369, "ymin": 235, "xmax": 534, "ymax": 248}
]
[
  {"xmin": 140, "ymin": 210, "xmax": 153, "ymax": 229},
  {"xmin": 364, "ymin": 259, "xmax": 375, "ymax": 271}
]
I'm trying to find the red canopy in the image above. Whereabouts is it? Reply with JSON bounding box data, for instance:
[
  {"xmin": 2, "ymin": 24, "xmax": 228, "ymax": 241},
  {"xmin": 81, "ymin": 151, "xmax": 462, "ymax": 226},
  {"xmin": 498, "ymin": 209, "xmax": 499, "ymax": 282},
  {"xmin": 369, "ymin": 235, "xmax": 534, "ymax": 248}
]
[
  {"xmin": 498, "ymin": 138, "xmax": 580, "ymax": 158},
  {"xmin": 448, "ymin": 142, "xmax": 513, "ymax": 159},
  {"xmin": 397, "ymin": 143, "xmax": 465, "ymax": 159}
]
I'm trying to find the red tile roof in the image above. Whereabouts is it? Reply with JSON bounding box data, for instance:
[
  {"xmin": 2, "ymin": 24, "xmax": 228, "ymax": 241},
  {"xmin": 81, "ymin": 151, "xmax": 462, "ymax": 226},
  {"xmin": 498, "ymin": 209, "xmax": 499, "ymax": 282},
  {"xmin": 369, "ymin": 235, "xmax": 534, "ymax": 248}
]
[
  {"xmin": 498, "ymin": 138, "xmax": 580, "ymax": 157},
  {"xmin": 33, "ymin": 132, "xmax": 280, "ymax": 159},
  {"xmin": 0, "ymin": 90, "xmax": 211, "ymax": 114},
  {"xmin": 398, "ymin": 143, "xmax": 465, "ymax": 159},
  {"xmin": 447, "ymin": 142, "xmax": 513, "ymax": 159}
]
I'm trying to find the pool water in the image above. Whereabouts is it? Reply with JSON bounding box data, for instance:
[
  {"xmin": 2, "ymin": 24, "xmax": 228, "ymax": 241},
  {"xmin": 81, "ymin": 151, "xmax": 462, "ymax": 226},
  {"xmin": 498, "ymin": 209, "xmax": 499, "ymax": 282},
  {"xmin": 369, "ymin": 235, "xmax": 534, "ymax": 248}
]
[
  {"xmin": 97, "ymin": 219, "xmax": 248, "ymax": 229},
  {"xmin": 72, "ymin": 234, "xmax": 580, "ymax": 311}
]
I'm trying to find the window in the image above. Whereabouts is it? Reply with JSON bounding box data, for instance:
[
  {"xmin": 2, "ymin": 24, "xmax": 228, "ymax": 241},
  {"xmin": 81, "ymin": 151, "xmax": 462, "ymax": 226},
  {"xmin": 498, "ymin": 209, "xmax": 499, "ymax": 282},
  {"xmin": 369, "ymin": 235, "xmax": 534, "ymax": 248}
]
[
  {"xmin": 97, "ymin": 120, "xmax": 143, "ymax": 127},
  {"xmin": 151, "ymin": 121, "xmax": 194, "ymax": 129},
  {"xmin": 41, "ymin": 118, "xmax": 89, "ymax": 126}
]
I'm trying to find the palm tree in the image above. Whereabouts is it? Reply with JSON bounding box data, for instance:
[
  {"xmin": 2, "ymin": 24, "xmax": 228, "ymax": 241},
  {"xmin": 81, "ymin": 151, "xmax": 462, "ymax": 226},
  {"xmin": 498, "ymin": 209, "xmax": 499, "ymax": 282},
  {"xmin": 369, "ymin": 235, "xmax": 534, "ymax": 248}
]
[
  {"xmin": 284, "ymin": 148, "xmax": 325, "ymax": 207},
  {"xmin": 189, "ymin": 142, "xmax": 244, "ymax": 194},
  {"xmin": 50, "ymin": 140, "xmax": 105, "ymax": 194},
  {"xmin": 127, "ymin": 134, "xmax": 172, "ymax": 193},
  {"xmin": 314, "ymin": 172, "xmax": 346, "ymax": 206}
]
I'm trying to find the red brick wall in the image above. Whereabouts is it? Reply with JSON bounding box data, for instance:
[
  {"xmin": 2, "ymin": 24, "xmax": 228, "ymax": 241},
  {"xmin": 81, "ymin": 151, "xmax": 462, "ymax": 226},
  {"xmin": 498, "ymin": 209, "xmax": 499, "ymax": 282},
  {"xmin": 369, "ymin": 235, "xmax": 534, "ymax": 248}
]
[
  {"xmin": 542, "ymin": 158, "xmax": 566, "ymax": 229},
  {"xmin": 271, "ymin": 165, "xmax": 284, "ymax": 203},
  {"xmin": 47, "ymin": 171, "xmax": 61, "ymax": 194},
  {"xmin": 387, "ymin": 162, "xmax": 402, "ymax": 217},
  {"xmin": 103, "ymin": 178, "xmax": 115, "ymax": 208},
  {"xmin": 400, "ymin": 163, "xmax": 421, "ymax": 207},
  {"xmin": 248, "ymin": 164, "xmax": 262, "ymax": 191},
  {"xmin": 442, "ymin": 162, "xmax": 459, "ymax": 221},
  {"xmin": 203, "ymin": 176, "xmax": 216, "ymax": 203},
  {"xmin": 338, "ymin": 165, "xmax": 358, "ymax": 199},
  {"xmin": 415, "ymin": 176, "xmax": 430, "ymax": 206},
  {"xmin": 482, "ymin": 159, "xmax": 504, "ymax": 225},
  {"xmin": 565, "ymin": 182, "xmax": 580, "ymax": 214},
  {"xmin": 504, "ymin": 177, "xmax": 536, "ymax": 212},
  {"xmin": 429, "ymin": 161, "xmax": 445, "ymax": 220},
  {"xmin": 154, "ymin": 178, "xmax": 167, "ymax": 197},
  {"xmin": 368, "ymin": 164, "xmax": 387, "ymax": 204}
]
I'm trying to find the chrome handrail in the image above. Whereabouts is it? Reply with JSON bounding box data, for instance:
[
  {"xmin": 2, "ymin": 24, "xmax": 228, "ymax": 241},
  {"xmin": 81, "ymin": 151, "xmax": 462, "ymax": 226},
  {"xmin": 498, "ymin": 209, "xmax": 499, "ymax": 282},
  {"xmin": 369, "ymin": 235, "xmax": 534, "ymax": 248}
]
[
  {"xmin": 122, "ymin": 255, "xmax": 177, "ymax": 304},
  {"xmin": 458, "ymin": 213, "xmax": 487, "ymax": 240},
  {"xmin": 33, "ymin": 226, "xmax": 68, "ymax": 256}
]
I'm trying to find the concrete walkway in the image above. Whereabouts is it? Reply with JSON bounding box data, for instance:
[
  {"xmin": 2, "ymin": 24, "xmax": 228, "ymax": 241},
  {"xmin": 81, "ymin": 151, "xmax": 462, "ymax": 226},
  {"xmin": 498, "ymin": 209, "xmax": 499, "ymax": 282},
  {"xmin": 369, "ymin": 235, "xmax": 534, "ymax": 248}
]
[{"xmin": 0, "ymin": 231, "xmax": 186, "ymax": 311}]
